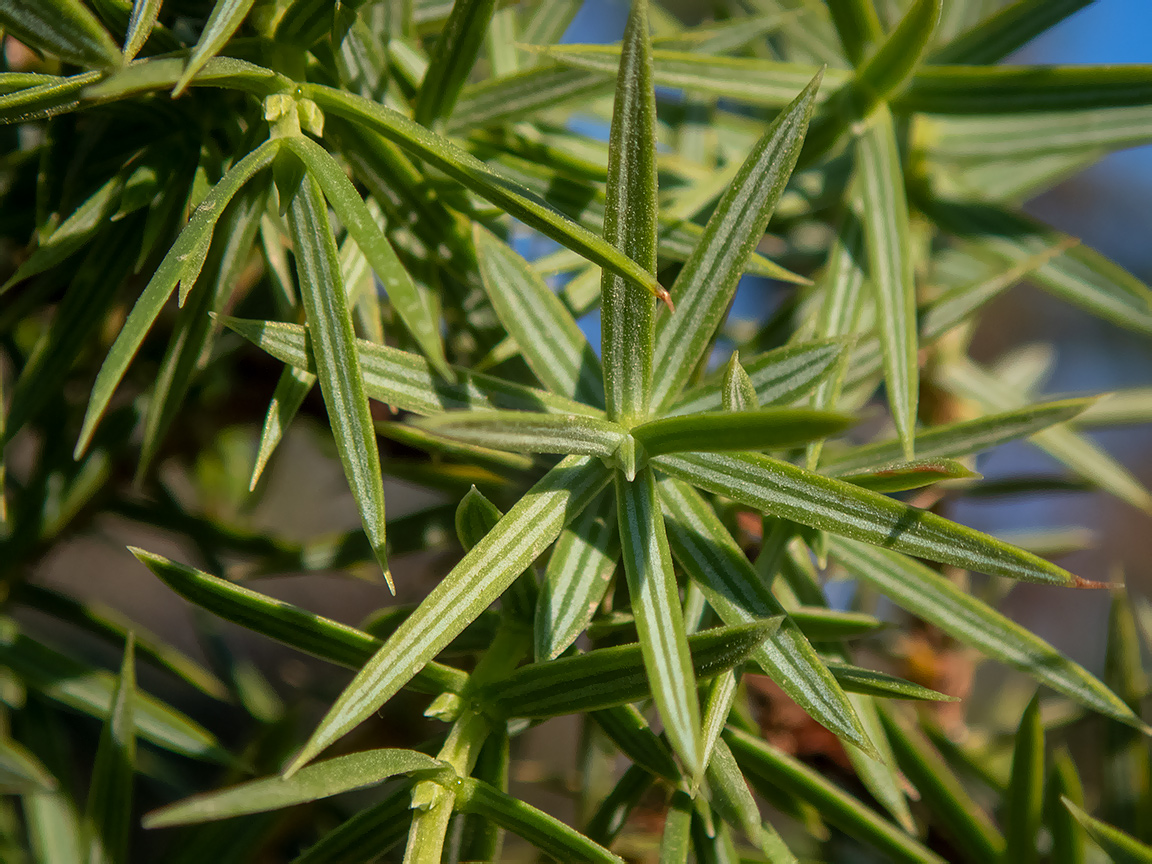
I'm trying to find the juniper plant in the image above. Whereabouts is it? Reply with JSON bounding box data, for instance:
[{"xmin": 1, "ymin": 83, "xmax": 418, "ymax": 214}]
[{"xmin": 1, "ymin": 0, "xmax": 1152, "ymax": 862}]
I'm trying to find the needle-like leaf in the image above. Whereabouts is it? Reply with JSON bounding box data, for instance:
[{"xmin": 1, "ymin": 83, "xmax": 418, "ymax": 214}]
[
  {"xmin": 651, "ymin": 70, "xmax": 823, "ymax": 411},
  {"xmin": 74, "ymin": 140, "xmax": 281, "ymax": 459},
  {"xmin": 282, "ymin": 136, "xmax": 450, "ymax": 377},
  {"xmin": 856, "ymin": 103, "xmax": 918, "ymax": 459},
  {"xmin": 1063, "ymin": 798, "xmax": 1152, "ymax": 864},
  {"xmin": 657, "ymin": 478, "xmax": 873, "ymax": 755},
  {"xmin": 828, "ymin": 538, "xmax": 1146, "ymax": 730},
  {"xmin": 287, "ymin": 456, "xmax": 610, "ymax": 775},
  {"xmin": 727, "ymin": 727, "xmax": 946, "ymax": 864},
  {"xmin": 129, "ymin": 548, "xmax": 466, "ymax": 695},
  {"xmin": 474, "ymin": 621, "xmax": 775, "ymax": 719},
  {"xmin": 600, "ymin": 0, "xmax": 658, "ymax": 424},
  {"xmin": 286, "ymin": 169, "xmax": 391, "ymax": 587},
  {"xmin": 123, "ymin": 0, "xmax": 163, "ymax": 61},
  {"xmin": 453, "ymin": 776, "xmax": 624, "ymax": 864},
  {"xmin": 656, "ymin": 451, "xmax": 1085, "ymax": 585},
  {"xmin": 0, "ymin": 0, "xmax": 120, "ymax": 69},
  {"xmin": 83, "ymin": 636, "xmax": 136, "ymax": 864},
  {"xmin": 1002, "ymin": 693, "xmax": 1044, "ymax": 864},
  {"xmin": 536, "ymin": 487, "xmax": 619, "ymax": 660},
  {"xmin": 220, "ymin": 316, "xmax": 599, "ymax": 418},
  {"xmin": 414, "ymin": 0, "xmax": 499, "ymax": 126},
  {"xmin": 633, "ymin": 408, "xmax": 854, "ymax": 456},
  {"xmin": 616, "ymin": 467, "xmax": 702, "ymax": 777},
  {"xmin": 415, "ymin": 411, "xmax": 626, "ymax": 457},
  {"xmin": 144, "ymin": 750, "xmax": 441, "ymax": 828},
  {"xmin": 172, "ymin": 0, "xmax": 256, "ymax": 96},
  {"xmin": 303, "ymin": 84, "xmax": 668, "ymax": 305},
  {"xmin": 474, "ymin": 225, "xmax": 603, "ymax": 405},
  {"xmin": 669, "ymin": 339, "xmax": 846, "ymax": 416}
]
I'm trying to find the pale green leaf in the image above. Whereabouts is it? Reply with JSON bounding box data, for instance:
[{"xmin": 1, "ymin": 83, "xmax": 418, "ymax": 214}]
[
  {"xmin": 669, "ymin": 339, "xmax": 846, "ymax": 416},
  {"xmin": 828, "ymin": 537, "xmax": 1146, "ymax": 730},
  {"xmin": 721, "ymin": 352, "xmax": 757, "ymax": 411},
  {"xmin": 939, "ymin": 359, "xmax": 1152, "ymax": 514},
  {"xmin": 122, "ymin": 0, "xmax": 163, "ymax": 61},
  {"xmin": 415, "ymin": 411, "xmax": 626, "ymax": 456},
  {"xmin": 651, "ymin": 70, "xmax": 823, "ymax": 411},
  {"xmin": 824, "ymin": 398, "xmax": 1093, "ymax": 475},
  {"xmin": 172, "ymin": 0, "xmax": 256, "ymax": 96},
  {"xmin": 535, "ymin": 488, "xmax": 619, "ymax": 660},
  {"xmin": 539, "ymin": 45, "xmax": 845, "ymax": 107},
  {"xmin": 221, "ymin": 316, "xmax": 598, "ymax": 418},
  {"xmin": 600, "ymin": 0, "xmax": 658, "ymax": 424},
  {"xmin": 616, "ymin": 467, "xmax": 701, "ymax": 776},
  {"xmin": 449, "ymin": 65, "xmax": 609, "ymax": 132},
  {"xmin": 856, "ymin": 103, "xmax": 918, "ymax": 459},
  {"xmin": 303, "ymin": 84, "xmax": 667, "ymax": 305},
  {"xmin": 656, "ymin": 451, "xmax": 1082, "ymax": 585},
  {"xmin": 287, "ymin": 456, "xmax": 610, "ymax": 774},
  {"xmin": 144, "ymin": 750, "xmax": 441, "ymax": 827},
  {"xmin": 474, "ymin": 225, "xmax": 604, "ymax": 405}
]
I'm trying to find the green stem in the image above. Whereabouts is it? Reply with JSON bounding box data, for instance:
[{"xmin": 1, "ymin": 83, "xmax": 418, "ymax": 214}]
[{"xmin": 403, "ymin": 624, "xmax": 531, "ymax": 863}]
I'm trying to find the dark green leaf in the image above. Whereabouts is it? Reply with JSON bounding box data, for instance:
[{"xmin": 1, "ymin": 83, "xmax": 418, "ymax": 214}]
[
  {"xmin": 0, "ymin": 0, "xmax": 120, "ymax": 68},
  {"xmin": 130, "ymin": 548, "xmax": 465, "ymax": 693},
  {"xmin": 1064, "ymin": 799, "xmax": 1152, "ymax": 864},
  {"xmin": 83, "ymin": 636, "xmax": 135, "ymax": 864},
  {"xmin": 172, "ymin": 0, "xmax": 257, "ymax": 96},
  {"xmin": 633, "ymin": 408, "xmax": 854, "ymax": 456},
  {"xmin": 727, "ymin": 727, "xmax": 945, "ymax": 864},
  {"xmin": 474, "ymin": 621, "xmax": 777, "ymax": 719},
  {"xmin": 414, "ymin": 0, "xmax": 499, "ymax": 126}
]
